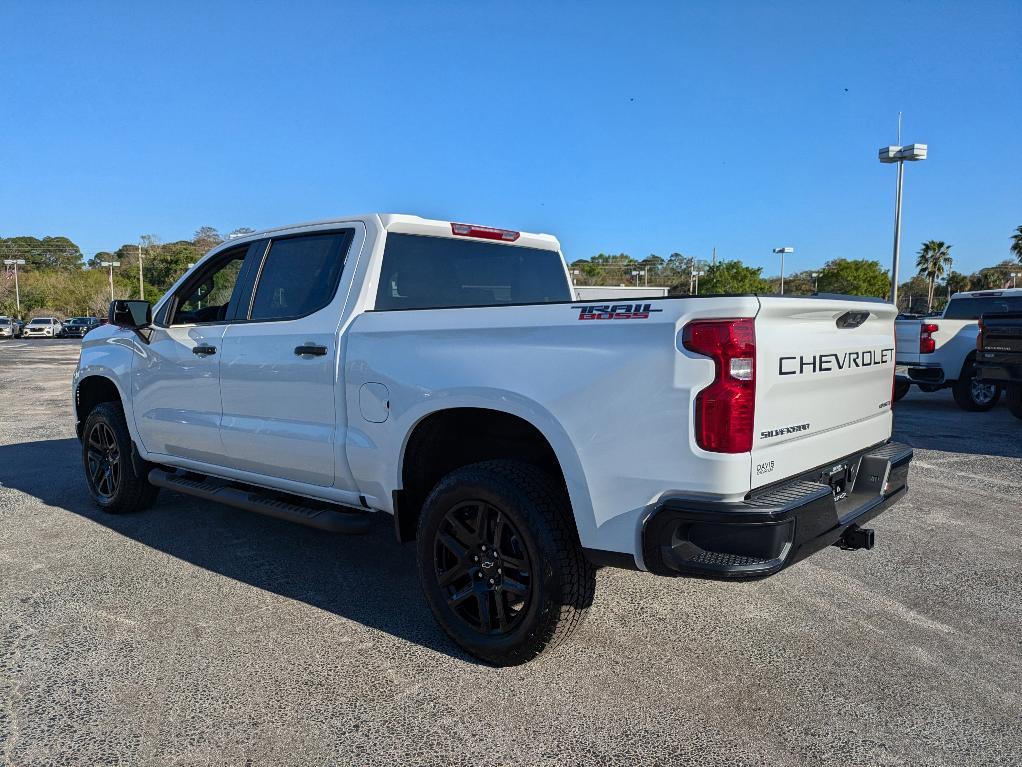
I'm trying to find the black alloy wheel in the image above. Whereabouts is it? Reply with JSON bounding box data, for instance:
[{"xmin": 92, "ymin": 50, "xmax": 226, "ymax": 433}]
[
  {"xmin": 86, "ymin": 421, "xmax": 121, "ymax": 501},
  {"xmin": 434, "ymin": 500, "xmax": 533, "ymax": 635}
]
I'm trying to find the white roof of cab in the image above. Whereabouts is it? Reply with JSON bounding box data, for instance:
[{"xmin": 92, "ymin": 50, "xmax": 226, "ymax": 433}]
[{"xmin": 221, "ymin": 214, "xmax": 561, "ymax": 252}]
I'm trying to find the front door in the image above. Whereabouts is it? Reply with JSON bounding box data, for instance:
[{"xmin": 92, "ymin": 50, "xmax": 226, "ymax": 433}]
[
  {"xmin": 131, "ymin": 244, "xmax": 252, "ymax": 461},
  {"xmin": 218, "ymin": 229, "xmax": 356, "ymax": 487}
]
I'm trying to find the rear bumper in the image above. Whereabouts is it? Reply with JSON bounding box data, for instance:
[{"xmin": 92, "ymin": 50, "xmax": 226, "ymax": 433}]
[
  {"xmin": 642, "ymin": 441, "xmax": 913, "ymax": 579},
  {"xmin": 976, "ymin": 357, "xmax": 1022, "ymax": 389},
  {"xmin": 895, "ymin": 362, "xmax": 944, "ymax": 384}
]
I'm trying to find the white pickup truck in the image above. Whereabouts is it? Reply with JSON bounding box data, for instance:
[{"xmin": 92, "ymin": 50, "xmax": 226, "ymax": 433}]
[
  {"xmin": 894, "ymin": 288, "xmax": 1022, "ymax": 410},
  {"xmin": 73, "ymin": 214, "xmax": 912, "ymax": 664}
]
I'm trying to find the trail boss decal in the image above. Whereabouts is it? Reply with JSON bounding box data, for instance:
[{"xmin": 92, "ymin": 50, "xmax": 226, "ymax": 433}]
[
  {"xmin": 572, "ymin": 303, "xmax": 663, "ymax": 320},
  {"xmin": 778, "ymin": 347, "xmax": 894, "ymax": 376}
]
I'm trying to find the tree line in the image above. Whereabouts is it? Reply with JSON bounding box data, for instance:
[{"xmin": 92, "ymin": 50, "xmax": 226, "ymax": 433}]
[
  {"xmin": 0, "ymin": 226, "xmax": 252, "ymax": 318},
  {"xmin": 2, "ymin": 225, "xmax": 1020, "ymax": 319}
]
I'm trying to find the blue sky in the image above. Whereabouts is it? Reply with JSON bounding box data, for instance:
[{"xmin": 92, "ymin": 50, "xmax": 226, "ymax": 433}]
[{"xmin": 2, "ymin": 0, "xmax": 1019, "ymax": 277}]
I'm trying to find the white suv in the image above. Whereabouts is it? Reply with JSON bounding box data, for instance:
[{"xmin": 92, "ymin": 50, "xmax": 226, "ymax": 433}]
[{"xmin": 23, "ymin": 317, "xmax": 62, "ymax": 338}]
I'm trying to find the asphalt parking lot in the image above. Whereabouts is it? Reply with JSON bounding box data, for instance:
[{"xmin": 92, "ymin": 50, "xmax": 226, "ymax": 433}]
[{"xmin": 1, "ymin": 339, "xmax": 1020, "ymax": 766}]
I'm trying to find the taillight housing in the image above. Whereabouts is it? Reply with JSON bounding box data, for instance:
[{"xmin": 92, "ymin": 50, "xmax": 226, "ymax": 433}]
[
  {"xmin": 682, "ymin": 318, "xmax": 756, "ymax": 453},
  {"xmin": 919, "ymin": 323, "xmax": 938, "ymax": 354},
  {"xmin": 976, "ymin": 318, "xmax": 984, "ymax": 351}
]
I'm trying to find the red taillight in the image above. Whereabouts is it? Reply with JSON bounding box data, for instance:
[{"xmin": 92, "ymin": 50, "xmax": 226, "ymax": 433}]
[
  {"xmin": 920, "ymin": 323, "xmax": 938, "ymax": 354},
  {"xmin": 450, "ymin": 222, "xmax": 520, "ymax": 242},
  {"xmin": 682, "ymin": 318, "xmax": 756, "ymax": 453},
  {"xmin": 976, "ymin": 318, "xmax": 984, "ymax": 351}
]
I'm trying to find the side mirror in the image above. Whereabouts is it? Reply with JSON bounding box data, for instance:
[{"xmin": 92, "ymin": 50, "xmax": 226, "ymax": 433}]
[{"xmin": 109, "ymin": 300, "xmax": 152, "ymax": 329}]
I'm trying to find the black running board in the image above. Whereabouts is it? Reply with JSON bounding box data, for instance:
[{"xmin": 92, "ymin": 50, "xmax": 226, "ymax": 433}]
[{"xmin": 148, "ymin": 469, "xmax": 372, "ymax": 534}]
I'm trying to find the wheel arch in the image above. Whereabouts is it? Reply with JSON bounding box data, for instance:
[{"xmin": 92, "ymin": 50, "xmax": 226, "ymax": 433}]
[
  {"xmin": 394, "ymin": 404, "xmax": 592, "ymax": 546},
  {"xmin": 74, "ymin": 375, "xmax": 127, "ymax": 441}
]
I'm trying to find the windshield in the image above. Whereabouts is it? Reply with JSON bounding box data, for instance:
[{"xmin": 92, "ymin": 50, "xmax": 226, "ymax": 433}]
[
  {"xmin": 29, "ymin": 319, "xmax": 52, "ymax": 325},
  {"xmin": 67, "ymin": 318, "xmax": 91, "ymax": 325}
]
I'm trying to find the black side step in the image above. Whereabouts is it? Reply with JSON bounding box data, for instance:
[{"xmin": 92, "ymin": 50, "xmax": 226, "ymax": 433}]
[{"xmin": 148, "ymin": 469, "xmax": 372, "ymax": 534}]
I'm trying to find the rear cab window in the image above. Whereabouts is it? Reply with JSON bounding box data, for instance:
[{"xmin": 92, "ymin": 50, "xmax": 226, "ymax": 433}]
[
  {"xmin": 374, "ymin": 233, "xmax": 571, "ymax": 311},
  {"xmin": 944, "ymin": 295, "xmax": 1022, "ymax": 319}
]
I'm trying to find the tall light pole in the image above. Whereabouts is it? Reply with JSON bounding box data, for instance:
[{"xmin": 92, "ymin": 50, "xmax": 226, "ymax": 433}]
[
  {"xmin": 137, "ymin": 241, "xmax": 145, "ymax": 300},
  {"xmin": 692, "ymin": 269, "xmax": 706, "ymax": 295},
  {"xmin": 879, "ymin": 142, "xmax": 927, "ymax": 305},
  {"xmin": 3, "ymin": 259, "xmax": 26, "ymax": 316},
  {"xmin": 772, "ymin": 247, "xmax": 793, "ymax": 294},
  {"xmin": 811, "ymin": 271, "xmax": 821, "ymax": 293},
  {"xmin": 1011, "ymin": 272, "xmax": 1021, "ymax": 289},
  {"xmin": 100, "ymin": 261, "xmax": 120, "ymax": 303}
]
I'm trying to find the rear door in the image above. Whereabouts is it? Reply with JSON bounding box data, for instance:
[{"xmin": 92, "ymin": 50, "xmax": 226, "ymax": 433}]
[
  {"xmin": 752, "ymin": 298, "xmax": 897, "ymax": 488},
  {"xmin": 218, "ymin": 227, "xmax": 360, "ymax": 488}
]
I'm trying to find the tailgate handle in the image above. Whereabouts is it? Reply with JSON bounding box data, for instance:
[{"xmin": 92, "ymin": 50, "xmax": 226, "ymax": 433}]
[{"xmin": 836, "ymin": 311, "xmax": 869, "ymax": 329}]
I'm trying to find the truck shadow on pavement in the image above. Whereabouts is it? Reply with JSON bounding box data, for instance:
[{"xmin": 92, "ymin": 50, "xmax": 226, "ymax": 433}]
[
  {"xmin": 892, "ymin": 395, "xmax": 1022, "ymax": 459},
  {"xmin": 0, "ymin": 438, "xmax": 479, "ymax": 664}
]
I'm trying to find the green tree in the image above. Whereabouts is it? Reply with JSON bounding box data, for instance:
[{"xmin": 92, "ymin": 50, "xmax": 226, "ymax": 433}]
[
  {"xmin": 193, "ymin": 226, "xmax": 223, "ymax": 253},
  {"xmin": 1011, "ymin": 225, "xmax": 1022, "ymax": 264},
  {"xmin": 817, "ymin": 259, "xmax": 890, "ymax": 298},
  {"xmin": 915, "ymin": 240, "xmax": 953, "ymax": 311},
  {"xmin": 946, "ymin": 271, "xmax": 971, "ymax": 296},
  {"xmin": 698, "ymin": 260, "xmax": 768, "ymax": 295},
  {"xmin": 0, "ymin": 235, "xmax": 83, "ymax": 270}
]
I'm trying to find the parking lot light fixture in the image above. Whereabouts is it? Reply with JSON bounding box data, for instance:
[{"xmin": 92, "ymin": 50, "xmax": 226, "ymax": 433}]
[
  {"xmin": 811, "ymin": 271, "xmax": 821, "ymax": 293},
  {"xmin": 3, "ymin": 259, "xmax": 26, "ymax": 315},
  {"xmin": 100, "ymin": 261, "xmax": 121, "ymax": 303},
  {"xmin": 1011, "ymin": 272, "xmax": 1021, "ymax": 288},
  {"xmin": 772, "ymin": 248, "xmax": 794, "ymax": 294},
  {"xmin": 879, "ymin": 142, "xmax": 927, "ymax": 305}
]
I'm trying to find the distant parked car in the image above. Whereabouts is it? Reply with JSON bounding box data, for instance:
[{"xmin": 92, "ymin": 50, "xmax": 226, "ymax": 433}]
[
  {"xmin": 60, "ymin": 316, "xmax": 100, "ymax": 338},
  {"xmin": 0, "ymin": 316, "xmax": 23, "ymax": 338},
  {"xmin": 23, "ymin": 317, "xmax": 63, "ymax": 338}
]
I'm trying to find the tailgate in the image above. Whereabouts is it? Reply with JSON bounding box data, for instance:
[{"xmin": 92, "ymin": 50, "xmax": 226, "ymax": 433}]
[
  {"xmin": 894, "ymin": 319, "xmax": 922, "ymax": 364},
  {"xmin": 752, "ymin": 298, "xmax": 897, "ymax": 489}
]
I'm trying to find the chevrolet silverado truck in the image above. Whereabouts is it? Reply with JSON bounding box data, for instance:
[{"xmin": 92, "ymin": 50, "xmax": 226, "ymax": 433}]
[
  {"xmin": 73, "ymin": 214, "xmax": 912, "ymax": 665},
  {"xmin": 894, "ymin": 289, "xmax": 1022, "ymax": 410},
  {"xmin": 976, "ymin": 311, "xmax": 1022, "ymax": 420}
]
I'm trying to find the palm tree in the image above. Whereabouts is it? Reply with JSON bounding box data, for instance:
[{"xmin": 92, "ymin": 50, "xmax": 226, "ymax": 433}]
[
  {"xmin": 1011, "ymin": 225, "xmax": 1022, "ymax": 264},
  {"xmin": 916, "ymin": 240, "xmax": 953, "ymax": 311}
]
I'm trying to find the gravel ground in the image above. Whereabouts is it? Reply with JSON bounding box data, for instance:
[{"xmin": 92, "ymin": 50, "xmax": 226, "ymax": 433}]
[{"xmin": 1, "ymin": 339, "xmax": 1019, "ymax": 766}]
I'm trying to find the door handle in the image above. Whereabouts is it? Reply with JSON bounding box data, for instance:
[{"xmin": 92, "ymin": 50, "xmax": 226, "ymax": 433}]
[
  {"xmin": 294, "ymin": 344, "xmax": 328, "ymax": 357},
  {"xmin": 192, "ymin": 345, "xmax": 217, "ymax": 356}
]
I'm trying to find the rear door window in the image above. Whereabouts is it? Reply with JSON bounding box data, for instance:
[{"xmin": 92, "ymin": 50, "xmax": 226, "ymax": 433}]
[
  {"xmin": 247, "ymin": 231, "xmax": 353, "ymax": 321},
  {"xmin": 374, "ymin": 233, "xmax": 571, "ymax": 311}
]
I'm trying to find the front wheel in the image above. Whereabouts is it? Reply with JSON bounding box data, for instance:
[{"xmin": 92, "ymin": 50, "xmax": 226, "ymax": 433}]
[
  {"xmin": 82, "ymin": 402, "xmax": 160, "ymax": 513},
  {"xmin": 952, "ymin": 364, "xmax": 1001, "ymax": 412},
  {"xmin": 416, "ymin": 460, "xmax": 595, "ymax": 666}
]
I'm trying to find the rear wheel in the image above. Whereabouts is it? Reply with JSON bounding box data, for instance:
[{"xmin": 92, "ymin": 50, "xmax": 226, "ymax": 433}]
[
  {"xmin": 1007, "ymin": 387, "xmax": 1022, "ymax": 421},
  {"xmin": 82, "ymin": 402, "xmax": 159, "ymax": 513},
  {"xmin": 417, "ymin": 460, "xmax": 595, "ymax": 666},
  {"xmin": 893, "ymin": 380, "xmax": 911, "ymax": 401},
  {"xmin": 952, "ymin": 364, "xmax": 1001, "ymax": 412}
]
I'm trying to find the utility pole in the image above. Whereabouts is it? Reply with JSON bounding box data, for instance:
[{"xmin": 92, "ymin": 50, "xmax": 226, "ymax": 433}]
[
  {"xmin": 811, "ymin": 271, "xmax": 820, "ymax": 293},
  {"xmin": 138, "ymin": 241, "xmax": 145, "ymax": 300},
  {"xmin": 101, "ymin": 261, "xmax": 120, "ymax": 303},
  {"xmin": 711, "ymin": 247, "xmax": 717, "ymax": 266},
  {"xmin": 3, "ymin": 259, "xmax": 26, "ymax": 316},
  {"xmin": 772, "ymin": 247, "xmax": 794, "ymax": 295}
]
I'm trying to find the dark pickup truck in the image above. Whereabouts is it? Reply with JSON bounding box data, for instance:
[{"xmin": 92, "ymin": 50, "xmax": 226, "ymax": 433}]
[{"xmin": 976, "ymin": 312, "xmax": 1022, "ymax": 420}]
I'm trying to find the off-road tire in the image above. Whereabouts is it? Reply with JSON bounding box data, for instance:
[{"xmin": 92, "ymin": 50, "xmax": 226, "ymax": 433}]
[
  {"xmin": 951, "ymin": 363, "xmax": 1001, "ymax": 412},
  {"xmin": 82, "ymin": 402, "xmax": 159, "ymax": 513},
  {"xmin": 417, "ymin": 460, "xmax": 595, "ymax": 666}
]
